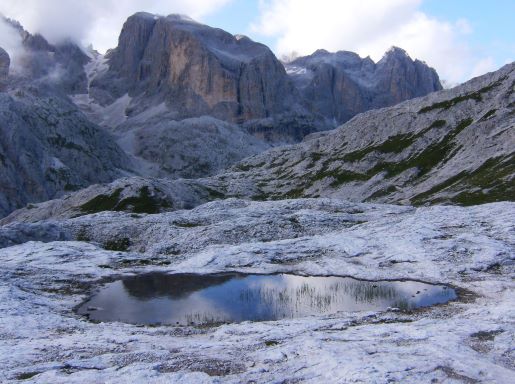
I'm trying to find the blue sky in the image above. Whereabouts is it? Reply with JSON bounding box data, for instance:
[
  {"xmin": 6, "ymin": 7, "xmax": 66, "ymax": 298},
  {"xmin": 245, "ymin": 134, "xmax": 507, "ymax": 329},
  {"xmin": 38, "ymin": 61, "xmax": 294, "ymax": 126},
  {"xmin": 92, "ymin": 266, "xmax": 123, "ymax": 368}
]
[
  {"xmin": 204, "ymin": 0, "xmax": 514, "ymax": 84},
  {"xmin": 420, "ymin": 0, "xmax": 515, "ymax": 66},
  {"xmin": 1, "ymin": 0, "xmax": 513, "ymax": 84}
]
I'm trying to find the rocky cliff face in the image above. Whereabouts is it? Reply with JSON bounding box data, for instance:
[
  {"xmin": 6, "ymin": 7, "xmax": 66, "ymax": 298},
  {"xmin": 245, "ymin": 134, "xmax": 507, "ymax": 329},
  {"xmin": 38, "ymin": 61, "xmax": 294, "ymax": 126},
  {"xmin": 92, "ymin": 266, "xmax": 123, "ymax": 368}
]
[
  {"xmin": 90, "ymin": 13, "xmax": 302, "ymax": 123},
  {"xmin": 76, "ymin": 13, "xmax": 443, "ymax": 144},
  {"xmin": 286, "ymin": 47, "xmax": 442, "ymax": 124}
]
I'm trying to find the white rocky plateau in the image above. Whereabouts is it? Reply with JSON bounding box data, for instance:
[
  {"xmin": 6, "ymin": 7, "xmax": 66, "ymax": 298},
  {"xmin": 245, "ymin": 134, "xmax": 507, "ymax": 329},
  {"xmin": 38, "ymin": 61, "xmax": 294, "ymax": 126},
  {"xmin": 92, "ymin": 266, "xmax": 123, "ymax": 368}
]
[{"xmin": 0, "ymin": 199, "xmax": 513, "ymax": 383}]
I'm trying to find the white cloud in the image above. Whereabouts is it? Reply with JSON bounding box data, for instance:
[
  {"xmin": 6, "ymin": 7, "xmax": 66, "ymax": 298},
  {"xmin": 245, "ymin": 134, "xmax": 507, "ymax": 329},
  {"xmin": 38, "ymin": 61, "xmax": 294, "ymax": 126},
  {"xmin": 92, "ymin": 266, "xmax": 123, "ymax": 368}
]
[
  {"xmin": 252, "ymin": 0, "xmax": 496, "ymax": 84},
  {"xmin": 470, "ymin": 57, "xmax": 496, "ymax": 78},
  {"xmin": 0, "ymin": 18, "xmax": 26, "ymax": 73},
  {"xmin": 0, "ymin": 0, "xmax": 233, "ymax": 53}
]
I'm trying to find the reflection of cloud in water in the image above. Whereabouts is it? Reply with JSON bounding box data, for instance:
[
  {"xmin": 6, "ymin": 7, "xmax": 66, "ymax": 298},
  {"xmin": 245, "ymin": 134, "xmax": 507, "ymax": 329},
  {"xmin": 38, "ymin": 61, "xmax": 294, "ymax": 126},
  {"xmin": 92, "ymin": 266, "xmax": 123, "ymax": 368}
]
[{"xmin": 78, "ymin": 273, "xmax": 457, "ymax": 325}]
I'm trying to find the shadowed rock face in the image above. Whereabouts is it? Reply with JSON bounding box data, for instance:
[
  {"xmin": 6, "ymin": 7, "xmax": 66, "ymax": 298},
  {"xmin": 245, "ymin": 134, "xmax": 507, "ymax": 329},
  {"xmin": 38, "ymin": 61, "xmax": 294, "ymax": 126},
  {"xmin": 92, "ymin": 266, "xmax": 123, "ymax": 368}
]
[
  {"xmin": 0, "ymin": 48, "xmax": 9, "ymax": 89},
  {"xmin": 0, "ymin": 92, "xmax": 134, "ymax": 217},
  {"xmin": 287, "ymin": 47, "xmax": 442, "ymax": 124},
  {"xmin": 0, "ymin": 47, "xmax": 11, "ymax": 82},
  {"xmin": 91, "ymin": 13, "xmax": 301, "ymax": 123}
]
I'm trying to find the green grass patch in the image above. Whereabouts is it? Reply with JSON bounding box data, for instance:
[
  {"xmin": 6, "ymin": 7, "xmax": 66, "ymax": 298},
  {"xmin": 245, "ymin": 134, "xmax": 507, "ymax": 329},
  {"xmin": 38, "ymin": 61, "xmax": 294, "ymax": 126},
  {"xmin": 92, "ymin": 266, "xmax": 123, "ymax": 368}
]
[
  {"xmin": 80, "ymin": 186, "xmax": 171, "ymax": 214},
  {"xmin": 80, "ymin": 188, "xmax": 123, "ymax": 213},
  {"xmin": 367, "ymin": 185, "xmax": 397, "ymax": 200},
  {"xmin": 418, "ymin": 78, "xmax": 505, "ymax": 114},
  {"xmin": 115, "ymin": 186, "xmax": 164, "ymax": 213},
  {"xmin": 15, "ymin": 372, "xmax": 40, "ymax": 380},
  {"xmin": 480, "ymin": 109, "xmax": 497, "ymax": 121},
  {"xmin": 411, "ymin": 171, "xmax": 469, "ymax": 205},
  {"xmin": 367, "ymin": 118, "xmax": 473, "ymax": 179},
  {"xmin": 450, "ymin": 154, "xmax": 515, "ymax": 205},
  {"xmin": 173, "ymin": 221, "xmax": 203, "ymax": 228}
]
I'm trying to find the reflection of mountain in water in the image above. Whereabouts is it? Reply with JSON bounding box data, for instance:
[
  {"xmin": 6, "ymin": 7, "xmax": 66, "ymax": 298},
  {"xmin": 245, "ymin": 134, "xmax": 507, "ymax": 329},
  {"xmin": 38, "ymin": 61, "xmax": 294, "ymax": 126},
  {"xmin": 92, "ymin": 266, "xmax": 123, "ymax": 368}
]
[
  {"xmin": 78, "ymin": 273, "xmax": 457, "ymax": 325},
  {"xmin": 121, "ymin": 272, "xmax": 237, "ymax": 299}
]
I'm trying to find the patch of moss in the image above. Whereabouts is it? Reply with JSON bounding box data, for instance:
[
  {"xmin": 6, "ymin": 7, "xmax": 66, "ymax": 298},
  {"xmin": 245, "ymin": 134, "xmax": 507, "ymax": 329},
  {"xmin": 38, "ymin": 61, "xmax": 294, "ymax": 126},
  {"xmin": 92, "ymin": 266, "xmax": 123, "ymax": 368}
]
[
  {"xmin": 103, "ymin": 237, "xmax": 130, "ymax": 252},
  {"xmin": 15, "ymin": 372, "xmax": 40, "ymax": 380},
  {"xmin": 64, "ymin": 183, "xmax": 79, "ymax": 191},
  {"xmin": 367, "ymin": 185, "xmax": 397, "ymax": 200},
  {"xmin": 284, "ymin": 187, "xmax": 306, "ymax": 199},
  {"xmin": 411, "ymin": 171, "xmax": 469, "ymax": 205},
  {"xmin": 341, "ymin": 122, "xmax": 447, "ymax": 164},
  {"xmin": 450, "ymin": 155, "xmax": 515, "ymax": 205},
  {"xmin": 329, "ymin": 170, "xmax": 370, "ymax": 187},
  {"xmin": 418, "ymin": 78, "xmax": 505, "ymax": 114},
  {"xmin": 173, "ymin": 221, "xmax": 203, "ymax": 228},
  {"xmin": 368, "ymin": 118, "xmax": 473, "ymax": 179},
  {"xmin": 480, "ymin": 109, "xmax": 497, "ymax": 121},
  {"xmin": 234, "ymin": 161, "xmax": 265, "ymax": 172},
  {"xmin": 418, "ymin": 94, "xmax": 481, "ymax": 113},
  {"xmin": 116, "ymin": 186, "xmax": 165, "ymax": 214},
  {"xmin": 80, "ymin": 186, "xmax": 171, "ymax": 214},
  {"xmin": 76, "ymin": 228, "xmax": 91, "ymax": 242},
  {"xmin": 252, "ymin": 193, "xmax": 270, "ymax": 201},
  {"xmin": 342, "ymin": 134, "xmax": 415, "ymax": 163},
  {"xmin": 204, "ymin": 187, "xmax": 225, "ymax": 200},
  {"xmin": 428, "ymin": 119, "xmax": 447, "ymax": 128},
  {"xmin": 80, "ymin": 188, "xmax": 123, "ymax": 214},
  {"xmin": 411, "ymin": 154, "xmax": 514, "ymax": 206},
  {"xmin": 47, "ymin": 135, "xmax": 85, "ymax": 151}
]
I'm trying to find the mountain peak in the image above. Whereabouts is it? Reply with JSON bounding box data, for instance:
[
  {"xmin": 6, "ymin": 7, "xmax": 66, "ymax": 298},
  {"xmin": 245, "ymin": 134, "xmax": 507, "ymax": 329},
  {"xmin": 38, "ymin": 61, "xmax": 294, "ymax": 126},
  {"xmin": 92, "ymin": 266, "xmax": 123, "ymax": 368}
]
[
  {"xmin": 165, "ymin": 14, "xmax": 198, "ymax": 23},
  {"xmin": 383, "ymin": 46, "xmax": 411, "ymax": 59}
]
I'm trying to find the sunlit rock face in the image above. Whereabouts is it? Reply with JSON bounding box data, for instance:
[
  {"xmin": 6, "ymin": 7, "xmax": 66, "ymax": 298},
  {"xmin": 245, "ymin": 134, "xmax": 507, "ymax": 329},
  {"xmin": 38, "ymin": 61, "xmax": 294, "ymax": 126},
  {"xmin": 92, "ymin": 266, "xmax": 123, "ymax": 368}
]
[
  {"xmin": 75, "ymin": 13, "xmax": 444, "ymax": 144},
  {"xmin": 91, "ymin": 13, "xmax": 302, "ymax": 123}
]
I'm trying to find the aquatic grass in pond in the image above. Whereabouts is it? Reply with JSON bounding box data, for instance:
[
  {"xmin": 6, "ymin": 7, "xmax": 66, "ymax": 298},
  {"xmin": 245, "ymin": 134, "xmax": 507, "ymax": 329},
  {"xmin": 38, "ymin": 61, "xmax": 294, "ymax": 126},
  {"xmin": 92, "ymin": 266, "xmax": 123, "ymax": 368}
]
[{"xmin": 77, "ymin": 273, "xmax": 457, "ymax": 326}]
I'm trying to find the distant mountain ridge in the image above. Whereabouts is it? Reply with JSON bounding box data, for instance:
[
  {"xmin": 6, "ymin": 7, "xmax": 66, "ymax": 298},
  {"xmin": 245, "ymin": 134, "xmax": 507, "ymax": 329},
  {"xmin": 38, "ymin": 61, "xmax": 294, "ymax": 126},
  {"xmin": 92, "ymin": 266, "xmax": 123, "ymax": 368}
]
[
  {"xmin": 82, "ymin": 12, "xmax": 442, "ymax": 142},
  {"xmin": 286, "ymin": 47, "xmax": 442, "ymax": 124}
]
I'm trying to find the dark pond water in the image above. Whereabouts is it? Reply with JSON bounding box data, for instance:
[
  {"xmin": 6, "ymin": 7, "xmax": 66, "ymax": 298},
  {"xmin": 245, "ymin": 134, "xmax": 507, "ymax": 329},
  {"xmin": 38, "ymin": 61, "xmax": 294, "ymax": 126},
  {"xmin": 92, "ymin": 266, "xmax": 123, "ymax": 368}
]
[{"xmin": 77, "ymin": 273, "xmax": 457, "ymax": 326}]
